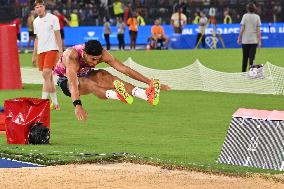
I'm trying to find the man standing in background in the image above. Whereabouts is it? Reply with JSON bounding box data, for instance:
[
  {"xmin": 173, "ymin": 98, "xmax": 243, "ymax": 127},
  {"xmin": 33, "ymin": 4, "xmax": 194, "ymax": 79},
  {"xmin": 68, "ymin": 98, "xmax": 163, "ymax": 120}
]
[
  {"xmin": 26, "ymin": 10, "xmax": 36, "ymax": 54},
  {"xmin": 127, "ymin": 12, "xmax": 138, "ymax": 50},
  {"xmin": 224, "ymin": 10, "xmax": 232, "ymax": 24},
  {"xmin": 10, "ymin": 14, "xmax": 22, "ymax": 51},
  {"xmin": 137, "ymin": 11, "xmax": 146, "ymax": 26},
  {"xmin": 116, "ymin": 17, "xmax": 125, "ymax": 50},
  {"xmin": 237, "ymin": 2, "xmax": 261, "ymax": 72},
  {"xmin": 103, "ymin": 17, "xmax": 111, "ymax": 50},
  {"xmin": 53, "ymin": 10, "xmax": 70, "ymax": 49},
  {"xmin": 113, "ymin": 0, "xmax": 124, "ymax": 19},
  {"xmin": 171, "ymin": 7, "xmax": 187, "ymax": 34},
  {"xmin": 195, "ymin": 11, "xmax": 208, "ymax": 49},
  {"xmin": 70, "ymin": 9, "xmax": 79, "ymax": 27},
  {"xmin": 32, "ymin": 0, "xmax": 62, "ymax": 110}
]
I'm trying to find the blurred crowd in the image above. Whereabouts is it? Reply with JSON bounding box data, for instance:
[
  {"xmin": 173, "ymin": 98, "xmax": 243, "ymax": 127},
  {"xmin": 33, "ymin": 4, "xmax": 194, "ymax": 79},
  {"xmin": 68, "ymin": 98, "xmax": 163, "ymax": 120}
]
[{"xmin": 0, "ymin": 0, "xmax": 283, "ymax": 26}]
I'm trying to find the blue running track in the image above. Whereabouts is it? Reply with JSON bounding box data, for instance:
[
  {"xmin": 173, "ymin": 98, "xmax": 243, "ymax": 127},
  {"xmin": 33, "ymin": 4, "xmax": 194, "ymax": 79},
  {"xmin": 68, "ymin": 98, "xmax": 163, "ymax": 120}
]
[{"xmin": 0, "ymin": 158, "xmax": 44, "ymax": 168}]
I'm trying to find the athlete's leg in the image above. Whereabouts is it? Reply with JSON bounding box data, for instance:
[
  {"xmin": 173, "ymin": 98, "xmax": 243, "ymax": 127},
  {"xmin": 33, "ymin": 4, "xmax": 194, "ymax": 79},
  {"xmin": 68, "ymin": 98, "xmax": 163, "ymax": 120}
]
[
  {"xmin": 78, "ymin": 76, "xmax": 109, "ymax": 99},
  {"xmin": 83, "ymin": 70, "xmax": 134, "ymax": 104},
  {"xmin": 85, "ymin": 69, "xmax": 134, "ymax": 92},
  {"xmin": 87, "ymin": 70, "xmax": 160, "ymax": 105}
]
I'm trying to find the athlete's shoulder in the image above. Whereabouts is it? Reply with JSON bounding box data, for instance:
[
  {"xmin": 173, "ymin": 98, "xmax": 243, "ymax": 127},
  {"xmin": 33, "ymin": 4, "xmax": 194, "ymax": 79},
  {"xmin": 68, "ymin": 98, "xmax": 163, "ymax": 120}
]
[
  {"xmin": 65, "ymin": 47, "xmax": 79, "ymax": 59},
  {"xmin": 72, "ymin": 44, "xmax": 85, "ymax": 50}
]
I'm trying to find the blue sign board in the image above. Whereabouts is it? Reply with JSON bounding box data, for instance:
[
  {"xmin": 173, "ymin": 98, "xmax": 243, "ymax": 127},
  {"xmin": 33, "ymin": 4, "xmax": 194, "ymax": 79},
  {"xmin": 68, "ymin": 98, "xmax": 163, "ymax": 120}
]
[{"xmin": 19, "ymin": 23, "xmax": 284, "ymax": 49}]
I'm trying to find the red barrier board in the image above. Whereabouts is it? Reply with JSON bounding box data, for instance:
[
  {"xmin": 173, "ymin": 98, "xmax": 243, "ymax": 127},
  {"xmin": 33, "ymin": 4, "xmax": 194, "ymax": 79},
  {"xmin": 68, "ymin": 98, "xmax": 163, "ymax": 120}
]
[
  {"xmin": 0, "ymin": 25, "xmax": 22, "ymax": 89},
  {"xmin": 0, "ymin": 113, "xmax": 5, "ymax": 131},
  {"xmin": 4, "ymin": 98, "xmax": 50, "ymax": 144}
]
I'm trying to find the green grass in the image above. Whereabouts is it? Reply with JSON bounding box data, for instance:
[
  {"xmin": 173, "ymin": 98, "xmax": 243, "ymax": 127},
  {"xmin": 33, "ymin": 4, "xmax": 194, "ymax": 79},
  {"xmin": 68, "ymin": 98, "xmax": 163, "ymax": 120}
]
[
  {"xmin": 1, "ymin": 48, "xmax": 284, "ymax": 176},
  {"xmin": 20, "ymin": 48, "xmax": 284, "ymax": 71}
]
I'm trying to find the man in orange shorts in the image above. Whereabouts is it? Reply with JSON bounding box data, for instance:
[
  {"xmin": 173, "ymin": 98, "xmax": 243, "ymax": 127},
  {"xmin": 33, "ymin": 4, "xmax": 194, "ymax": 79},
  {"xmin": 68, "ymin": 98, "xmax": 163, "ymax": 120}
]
[{"xmin": 32, "ymin": 0, "xmax": 62, "ymax": 110}]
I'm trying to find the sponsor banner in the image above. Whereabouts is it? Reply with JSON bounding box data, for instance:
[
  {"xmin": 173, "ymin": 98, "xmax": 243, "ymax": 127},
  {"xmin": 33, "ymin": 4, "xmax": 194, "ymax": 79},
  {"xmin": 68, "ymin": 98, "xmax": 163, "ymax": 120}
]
[
  {"xmin": 19, "ymin": 23, "xmax": 284, "ymax": 48},
  {"xmin": 170, "ymin": 33, "xmax": 284, "ymax": 49}
]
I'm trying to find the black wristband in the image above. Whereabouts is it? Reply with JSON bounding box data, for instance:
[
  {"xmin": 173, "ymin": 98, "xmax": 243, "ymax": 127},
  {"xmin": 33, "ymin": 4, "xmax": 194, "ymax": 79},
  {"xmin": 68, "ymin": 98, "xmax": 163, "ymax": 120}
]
[{"xmin": 73, "ymin": 100, "xmax": 82, "ymax": 107}]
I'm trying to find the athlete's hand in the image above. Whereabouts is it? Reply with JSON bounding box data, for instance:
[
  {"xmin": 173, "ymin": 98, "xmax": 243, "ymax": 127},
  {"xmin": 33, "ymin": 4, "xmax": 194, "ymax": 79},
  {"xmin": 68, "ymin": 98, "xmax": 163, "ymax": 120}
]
[
  {"xmin": 75, "ymin": 105, "xmax": 88, "ymax": 121},
  {"xmin": 161, "ymin": 84, "xmax": 171, "ymax": 91},
  {"xmin": 32, "ymin": 55, "xmax": 37, "ymax": 67},
  {"xmin": 258, "ymin": 42, "xmax": 262, "ymax": 48}
]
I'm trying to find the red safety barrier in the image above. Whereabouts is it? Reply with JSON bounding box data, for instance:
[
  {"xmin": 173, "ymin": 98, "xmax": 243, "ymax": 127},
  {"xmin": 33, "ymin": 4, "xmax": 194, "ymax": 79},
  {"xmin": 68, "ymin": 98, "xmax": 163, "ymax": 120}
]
[
  {"xmin": 0, "ymin": 112, "xmax": 5, "ymax": 131},
  {"xmin": 0, "ymin": 25, "xmax": 22, "ymax": 90},
  {"xmin": 4, "ymin": 98, "xmax": 50, "ymax": 144}
]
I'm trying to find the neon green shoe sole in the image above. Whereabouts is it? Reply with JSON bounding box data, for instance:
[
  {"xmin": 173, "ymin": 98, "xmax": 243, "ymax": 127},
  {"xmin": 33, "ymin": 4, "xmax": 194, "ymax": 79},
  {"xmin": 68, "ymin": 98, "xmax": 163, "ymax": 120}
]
[
  {"xmin": 146, "ymin": 79, "xmax": 160, "ymax": 106},
  {"xmin": 113, "ymin": 80, "xmax": 134, "ymax": 105},
  {"xmin": 152, "ymin": 79, "xmax": 160, "ymax": 106}
]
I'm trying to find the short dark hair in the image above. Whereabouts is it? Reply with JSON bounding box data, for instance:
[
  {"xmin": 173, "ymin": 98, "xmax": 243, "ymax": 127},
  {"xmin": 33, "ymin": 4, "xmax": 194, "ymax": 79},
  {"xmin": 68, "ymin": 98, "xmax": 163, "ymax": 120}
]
[
  {"xmin": 34, "ymin": 0, "xmax": 45, "ymax": 6},
  {"xmin": 84, "ymin": 40, "xmax": 103, "ymax": 56},
  {"xmin": 247, "ymin": 2, "xmax": 256, "ymax": 13}
]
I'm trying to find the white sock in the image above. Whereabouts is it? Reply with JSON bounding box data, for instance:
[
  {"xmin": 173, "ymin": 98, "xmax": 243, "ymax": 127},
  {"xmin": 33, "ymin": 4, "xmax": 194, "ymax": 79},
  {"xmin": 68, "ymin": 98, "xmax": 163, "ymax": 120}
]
[
  {"xmin": 50, "ymin": 92, "xmax": 59, "ymax": 105},
  {"xmin": 42, "ymin": 92, "xmax": 49, "ymax": 99},
  {"xmin": 132, "ymin": 87, "xmax": 147, "ymax": 101},
  {"xmin": 106, "ymin": 90, "xmax": 120, "ymax": 100}
]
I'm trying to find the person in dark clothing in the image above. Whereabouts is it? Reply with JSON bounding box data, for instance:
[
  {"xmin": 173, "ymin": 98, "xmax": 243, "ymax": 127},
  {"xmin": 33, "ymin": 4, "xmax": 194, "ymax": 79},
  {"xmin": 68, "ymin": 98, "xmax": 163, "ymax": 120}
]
[
  {"xmin": 103, "ymin": 17, "xmax": 111, "ymax": 50},
  {"xmin": 237, "ymin": 3, "xmax": 262, "ymax": 72},
  {"xmin": 116, "ymin": 17, "xmax": 125, "ymax": 50}
]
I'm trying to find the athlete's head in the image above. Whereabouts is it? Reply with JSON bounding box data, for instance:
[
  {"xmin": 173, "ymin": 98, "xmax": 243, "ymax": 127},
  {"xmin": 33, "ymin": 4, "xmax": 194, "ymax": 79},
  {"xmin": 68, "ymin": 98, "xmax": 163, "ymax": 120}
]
[
  {"xmin": 83, "ymin": 40, "xmax": 103, "ymax": 66},
  {"xmin": 34, "ymin": 0, "xmax": 46, "ymax": 17},
  {"xmin": 247, "ymin": 2, "xmax": 257, "ymax": 13}
]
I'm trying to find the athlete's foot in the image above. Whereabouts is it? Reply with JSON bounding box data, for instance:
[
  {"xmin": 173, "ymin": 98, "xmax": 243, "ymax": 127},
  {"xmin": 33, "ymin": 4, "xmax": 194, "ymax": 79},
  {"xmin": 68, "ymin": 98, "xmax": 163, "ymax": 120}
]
[
  {"xmin": 50, "ymin": 102, "xmax": 61, "ymax": 111},
  {"xmin": 113, "ymin": 80, "xmax": 133, "ymax": 104},
  {"xmin": 146, "ymin": 79, "xmax": 160, "ymax": 106}
]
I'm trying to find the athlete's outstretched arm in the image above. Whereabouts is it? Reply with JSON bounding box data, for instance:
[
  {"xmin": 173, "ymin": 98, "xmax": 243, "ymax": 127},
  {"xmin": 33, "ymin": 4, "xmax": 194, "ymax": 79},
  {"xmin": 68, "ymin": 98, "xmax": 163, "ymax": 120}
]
[
  {"xmin": 63, "ymin": 49, "xmax": 88, "ymax": 120},
  {"xmin": 103, "ymin": 50, "xmax": 171, "ymax": 90}
]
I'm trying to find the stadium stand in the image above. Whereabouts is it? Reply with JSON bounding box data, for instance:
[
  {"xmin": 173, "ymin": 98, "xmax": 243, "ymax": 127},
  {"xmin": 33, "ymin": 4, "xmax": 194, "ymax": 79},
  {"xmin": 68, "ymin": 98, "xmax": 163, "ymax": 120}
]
[{"xmin": 0, "ymin": 0, "xmax": 283, "ymax": 26}]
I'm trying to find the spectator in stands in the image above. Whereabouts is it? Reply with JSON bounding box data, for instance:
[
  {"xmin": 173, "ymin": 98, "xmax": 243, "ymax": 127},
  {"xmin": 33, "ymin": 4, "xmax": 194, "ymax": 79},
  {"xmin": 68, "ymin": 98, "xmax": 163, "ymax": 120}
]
[
  {"xmin": 53, "ymin": 10, "xmax": 70, "ymax": 48},
  {"xmin": 195, "ymin": 11, "xmax": 208, "ymax": 48},
  {"xmin": 124, "ymin": 2, "xmax": 133, "ymax": 24},
  {"xmin": 26, "ymin": 10, "xmax": 36, "ymax": 53},
  {"xmin": 171, "ymin": 7, "xmax": 187, "ymax": 34},
  {"xmin": 70, "ymin": 9, "xmax": 79, "ymax": 27},
  {"xmin": 173, "ymin": 0, "xmax": 188, "ymax": 15},
  {"xmin": 103, "ymin": 17, "xmax": 111, "ymax": 50},
  {"xmin": 237, "ymin": 2, "xmax": 261, "ymax": 72},
  {"xmin": 223, "ymin": 10, "xmax": 232, "ymax": 24},
  {"xmin": 150, "ymin": 19, "xmax": 168, "ymax": 49},
  {"xmin": 113, "ymin": 0, "xmax": 124, "ymax": 19},
  {"xmin": 45, "ymin": 0, "xmax": 56, "ymax": 9},
  {"xmin": 127, "ymin": 12, "xmax": 138, "ymax": 50},
  {"xmin": 209, "ymin": 6, "xmax": 217, "ymax": 25},
  {"xmin": 137, "ymin": 11, "xmax": 146, "ymax": 26},
  {"xmin": 93, "ymin": 4, "xmax": 100, "ymax": 26},
  {"xmin": 32, "ymin": 0, "xmax": 62, "ymax": 110},
  {"xmin": 10, "ymin": 14, "xmax": 22, "ymax": 51},
  {"xmin": 192, "ymin": 12, "xmax": 200, "ymax": 24},
  {"xmin": 116, "ymin": 17, "xmax": 125, "ymax": 50}
]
